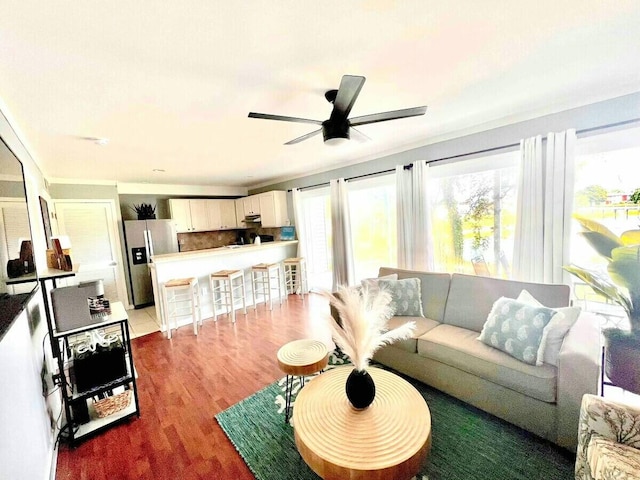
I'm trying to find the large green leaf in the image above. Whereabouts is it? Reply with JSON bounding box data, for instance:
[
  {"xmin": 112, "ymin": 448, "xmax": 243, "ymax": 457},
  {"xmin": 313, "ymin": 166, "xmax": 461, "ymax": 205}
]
[
  {"xmin": 620, "ymin": 229, "xmax": 640, "ymax": 246},
  {"xmin": 564, "ymin": 264, "xmax": 632, "ymax": 316},
  {"xmin": 573, "ymin": 215, "xmax": 621, "ymax": 243},
  {"xmin": 608, "ymin": 246, "xmax": 640, "ymax": 293},
  {"xmin": 580, "ymin": 231, "xmax": 623, "ymax": 260}
]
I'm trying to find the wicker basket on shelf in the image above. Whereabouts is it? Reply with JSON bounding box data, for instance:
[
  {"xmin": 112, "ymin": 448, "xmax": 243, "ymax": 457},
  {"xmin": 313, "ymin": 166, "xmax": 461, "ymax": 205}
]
[{"xmin": 93, "ymin": 390, "xmax": 132, "ymax": 418}]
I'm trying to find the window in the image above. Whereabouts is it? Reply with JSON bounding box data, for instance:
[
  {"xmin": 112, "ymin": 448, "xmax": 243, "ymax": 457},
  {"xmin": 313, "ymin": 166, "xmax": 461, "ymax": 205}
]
[
  {"xmin": 348, "ymin": 174, "xmax": 397, "ymax": 281},
  {"xmin": 299, "ymin": 187, "xmax": 332, "ymax": 291},
  {"xmin": 428, "ymin": 151, "xmax": 519, "ymax": 277},
  {"xmin": 571, "ymin": 126, "xmax": 640, "ymax": 316}
]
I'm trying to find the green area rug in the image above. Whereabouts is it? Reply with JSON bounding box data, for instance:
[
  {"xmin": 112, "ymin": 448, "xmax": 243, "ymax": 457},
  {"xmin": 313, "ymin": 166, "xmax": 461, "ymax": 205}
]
[{"xmin": 215, "ymin": 352, "xmax": 574, "ymax": 480}]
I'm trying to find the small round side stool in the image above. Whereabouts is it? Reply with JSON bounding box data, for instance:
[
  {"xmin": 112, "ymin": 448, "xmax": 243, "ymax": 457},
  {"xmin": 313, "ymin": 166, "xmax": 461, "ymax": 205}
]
[{"xmin": 277, "ymin": 339, "xmax": 329, "ymax": 423}]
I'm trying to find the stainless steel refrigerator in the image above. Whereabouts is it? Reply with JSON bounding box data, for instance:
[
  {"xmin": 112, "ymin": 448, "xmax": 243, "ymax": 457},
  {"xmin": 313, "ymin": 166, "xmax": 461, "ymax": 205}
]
[{"xmin": 124, "ymin": 219, "xmax": 178, "ymax": 307}]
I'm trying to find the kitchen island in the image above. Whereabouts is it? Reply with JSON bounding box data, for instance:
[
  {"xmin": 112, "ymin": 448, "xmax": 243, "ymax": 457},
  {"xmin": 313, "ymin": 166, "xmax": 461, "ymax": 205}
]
[{"xmin": 149, "ymin": 240, "xmax": 298, "ymax": 332}]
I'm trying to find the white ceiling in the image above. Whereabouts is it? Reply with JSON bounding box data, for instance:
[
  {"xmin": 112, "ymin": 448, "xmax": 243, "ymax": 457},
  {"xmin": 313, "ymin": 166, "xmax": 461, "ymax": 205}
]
[{"xmin": 1, "ymin": 1, "xmax": 639, "ymax": 188}]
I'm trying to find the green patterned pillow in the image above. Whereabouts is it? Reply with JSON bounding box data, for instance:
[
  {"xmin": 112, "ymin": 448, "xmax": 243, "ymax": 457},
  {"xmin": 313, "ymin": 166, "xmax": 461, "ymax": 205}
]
[
  {"xmin": 478, "ymin": 297, "xmax": 559, "ymax": 366},
  {"xmin": 376, "ymin": 278, "xmax": 425, "ymax": 317}
]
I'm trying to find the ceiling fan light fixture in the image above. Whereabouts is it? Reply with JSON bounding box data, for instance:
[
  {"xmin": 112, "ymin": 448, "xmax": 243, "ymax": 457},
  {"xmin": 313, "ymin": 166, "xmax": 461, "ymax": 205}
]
[{"xmin": 322, "ymin": 119, "xmax": 350, "ymax": 145}]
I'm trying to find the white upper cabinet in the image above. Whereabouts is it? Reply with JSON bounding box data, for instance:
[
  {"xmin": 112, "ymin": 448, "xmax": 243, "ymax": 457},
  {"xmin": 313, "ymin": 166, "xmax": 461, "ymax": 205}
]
[
  {"xmin": 258, "ymin": 191, "xmax": 288, "ymax": 227},
  {"xmin": 169, "ymin": 198, "xmax": 238, "ymax": 232},
  {"xmin": 170, "ymin": 191, "xmax": 287, "ymax": 232},
  {"xmin": 217, "ymin": 200, "xmax": 237, "ymax": 229},
  {"xmin": 189, "ymin": 199, "xmax": 210, "ymax": 231},
  {"xmin": 168, "ymin": 199, "xmax": 194, "ymax": 233}
]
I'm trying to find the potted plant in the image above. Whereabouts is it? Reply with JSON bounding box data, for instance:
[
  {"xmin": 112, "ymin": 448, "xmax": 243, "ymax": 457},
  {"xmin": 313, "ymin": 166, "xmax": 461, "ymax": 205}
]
[
  {"xmin": 325, "ymin": 285, "xmax": 416, "ymax": 409},
  {"xmin": 564, "ymin": 215, "xmax": 640, "ymax": 394},
  {"xmin": 131, "ymin": 203, "xmax": 156, "ymax": 220}
]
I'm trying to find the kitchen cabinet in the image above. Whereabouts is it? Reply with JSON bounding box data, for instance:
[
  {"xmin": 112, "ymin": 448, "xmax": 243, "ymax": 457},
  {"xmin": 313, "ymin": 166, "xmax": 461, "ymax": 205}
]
[
  {"xmin": 168, "ymin": 199, "xmax": 193, "ymax": 232},
  {"xmin": 188, "ymin": 200, "xmax": 210, "ymax": 231},
  {"xmin": 233, "ymin": 191, "xmax": 289, "ymax": 228},
  {"xmin": 218, "ymin": 200, "xmax": 237, "ymax": 229},
  {"xmin": 207, "ymin": 199, "xmax": 237, "ymax": 230},
  {"xmin": 169, "ymin": 199, "xmax": 238, "ymax": 232},
  {"xmin": 235, "ymin": 199, "xmax": 246, "ymax": 228},
  {"xmin": 259, "ymin": 190, "xmax": 289, "ymax": 227},
  {"xmin": 241, "ymin": 196, "xmax": 261, "ymax": 216}
]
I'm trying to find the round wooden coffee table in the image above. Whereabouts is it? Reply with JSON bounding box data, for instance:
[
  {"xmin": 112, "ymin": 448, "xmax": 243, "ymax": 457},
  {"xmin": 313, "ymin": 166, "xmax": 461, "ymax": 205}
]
[
  {"xmin": 277, "ymin": 339, "xmax": 329, "ymax": 423},
  {"xmin": 293, "ymin": 366, "xmax": 431, "ymax": 480}
]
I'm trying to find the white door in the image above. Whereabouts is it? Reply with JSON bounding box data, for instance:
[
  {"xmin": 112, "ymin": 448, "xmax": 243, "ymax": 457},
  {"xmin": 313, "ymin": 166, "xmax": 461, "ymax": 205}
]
[{"xmin": 54, "ymin": 200, "xmax": 127, "ymax": 304}]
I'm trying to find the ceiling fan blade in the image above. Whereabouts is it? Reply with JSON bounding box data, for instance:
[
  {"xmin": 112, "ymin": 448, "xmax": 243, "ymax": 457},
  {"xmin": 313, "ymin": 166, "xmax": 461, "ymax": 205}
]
[
  {"xmin": 350, "ymin": 127, "xmax": 371, "ymax": 143},
  {"xmin": 248, "ymin": 112, "xmax": 322, "ymax": 125},
  {"xmin": 349, "ymin": 106, "xmax": 427, "ymax": 127},
  {"xmin": 331, "ymin": 75, "xmax": 366, "ymax": 121},
  {"xmin": 284, "ymin": 129, "xmax": 322, "ymax": 145}
]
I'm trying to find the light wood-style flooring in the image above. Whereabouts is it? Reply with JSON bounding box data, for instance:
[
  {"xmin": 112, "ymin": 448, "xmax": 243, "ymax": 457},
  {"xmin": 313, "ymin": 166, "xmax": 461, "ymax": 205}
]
[{"xmin": 55, "ymin": 293, "xmax": 332, "ymax": 480}]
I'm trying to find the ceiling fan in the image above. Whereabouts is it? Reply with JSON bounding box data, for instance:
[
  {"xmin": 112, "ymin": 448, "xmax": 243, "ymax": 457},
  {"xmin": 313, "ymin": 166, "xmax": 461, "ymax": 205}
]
[{"xmin": 248, "ymin": 75, "xmax": 427, "ymax": 145}]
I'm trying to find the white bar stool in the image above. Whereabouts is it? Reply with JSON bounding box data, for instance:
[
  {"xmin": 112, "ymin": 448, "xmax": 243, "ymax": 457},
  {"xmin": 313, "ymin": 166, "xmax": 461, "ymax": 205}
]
[
  {"xmin": 161, "ymin": 277, "xmax": 202, "ymax": 339},
  {"xmin": 283, "ymin": 257, "xmax": 308, "ymax": 298},
  {"xmin": 209, "ymin": 269, "xmax": 247, "ymax": 323},
  {"xmin": 251, "ymin": 262, "xmax": 284, "ymax": 310}
]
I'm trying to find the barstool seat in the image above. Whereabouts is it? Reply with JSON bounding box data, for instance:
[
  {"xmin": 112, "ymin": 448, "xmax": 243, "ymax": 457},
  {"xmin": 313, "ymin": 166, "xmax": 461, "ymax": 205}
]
[
  {"xmin": 210, "ymin": 269, "xmax": 247, "ymax": 323},
  {"xmin": 161, "ymin": 277, "xmax": 201, "ymax": 339},
  {"xmin": 283, "ymin": 257, "xmax": 308, "ymax": 298},
  {"xmin": 251, "ymin": 262, "xmax": 284, "ymax": 310}
]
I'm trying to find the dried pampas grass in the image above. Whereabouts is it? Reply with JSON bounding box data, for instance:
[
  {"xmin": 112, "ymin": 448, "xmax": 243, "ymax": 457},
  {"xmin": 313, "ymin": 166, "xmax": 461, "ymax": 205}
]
[{"xmin": 325, "ymin": 284, "xmax": 416, "ymax": 371}]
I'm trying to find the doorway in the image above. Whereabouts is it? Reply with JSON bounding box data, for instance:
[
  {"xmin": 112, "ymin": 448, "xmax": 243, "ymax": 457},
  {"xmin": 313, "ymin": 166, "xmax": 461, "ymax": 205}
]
[{"xmin": 53, "ymin": 200, "xmax": 128, "ymax": 304}]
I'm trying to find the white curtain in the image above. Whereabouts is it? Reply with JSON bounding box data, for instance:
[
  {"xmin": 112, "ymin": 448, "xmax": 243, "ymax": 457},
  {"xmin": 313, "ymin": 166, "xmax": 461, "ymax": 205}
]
[
  {"xmin": 544, "ymin": 130, "xmax": 576, "ymax": 284},
  {"xmin": 396, "ymin": 161, "xmax": 434, "ymax": 270},
  {"xmin": 291, "ymin": 188, "xmax": 306, "ymax": 259},
  {"xmin": 513, "ymin": 130, "xmax": 576, "ymax": 283},
  {"xmin": 330, "ymin": 178, "xmax": 355, "ymax": 290}
]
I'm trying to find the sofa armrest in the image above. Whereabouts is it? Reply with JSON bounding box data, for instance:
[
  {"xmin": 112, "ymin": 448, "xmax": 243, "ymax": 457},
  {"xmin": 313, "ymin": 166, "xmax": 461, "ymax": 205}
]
[
  {"xmin": 556, "ymin": 312, "xmax": 601, "ymax": 450},
  {"xmin": 576, "ymin": 394, "xmax": 640, "ymax": 479}
]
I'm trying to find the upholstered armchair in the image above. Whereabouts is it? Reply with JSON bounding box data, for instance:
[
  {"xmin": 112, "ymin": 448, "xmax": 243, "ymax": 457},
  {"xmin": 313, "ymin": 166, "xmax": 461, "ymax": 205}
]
[{"xmin": 576, "ymin": 394, "xmax": 640, "ymax": 479}]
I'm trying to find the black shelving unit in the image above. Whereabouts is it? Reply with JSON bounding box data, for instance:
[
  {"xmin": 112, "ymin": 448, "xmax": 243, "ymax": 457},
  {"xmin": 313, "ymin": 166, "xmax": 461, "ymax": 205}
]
[{"xmin": 52, "ymin": 302, "xmax": 140, "ymax": 445}]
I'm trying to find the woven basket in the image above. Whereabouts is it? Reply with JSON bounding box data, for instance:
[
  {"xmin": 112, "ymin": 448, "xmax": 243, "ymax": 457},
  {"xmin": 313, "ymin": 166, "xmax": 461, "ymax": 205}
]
[{"xmin": 93, "ymin": 390, "xmax": 132, "ymax": 418}]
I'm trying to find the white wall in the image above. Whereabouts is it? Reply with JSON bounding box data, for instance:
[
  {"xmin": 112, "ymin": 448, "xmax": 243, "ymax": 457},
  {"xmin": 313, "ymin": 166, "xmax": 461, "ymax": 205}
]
[{"xmin": 0, "ymin": 109, "xmax": 60, "ymax": 480}]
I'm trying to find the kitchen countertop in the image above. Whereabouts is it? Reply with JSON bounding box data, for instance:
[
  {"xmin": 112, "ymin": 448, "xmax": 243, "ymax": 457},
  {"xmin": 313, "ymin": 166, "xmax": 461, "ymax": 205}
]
[{"xmin": 151, "ymin": 240, "xmax": 298, "ymax": 264}]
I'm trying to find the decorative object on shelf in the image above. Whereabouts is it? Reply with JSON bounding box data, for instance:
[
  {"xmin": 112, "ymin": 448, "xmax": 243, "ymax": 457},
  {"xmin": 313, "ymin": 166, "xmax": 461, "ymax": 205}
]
[
  {"xmin": 6, "ymin": 239, "xmax": 35, "ymax": 278},
  {"xmin": 93, "ymin": 390, "xmax": 132, "ymax": 418},
  {"xmin": 131, "ymin": 203, "xmax": 156, "ymax": 220},
  {"xmin": 73, "ymin": 330, "xmax": 127, "ymax": 392},
  {"xmin": 325, "ymin": 285, "xmax": 416, "ymax": 409},
  {"xmin": 564, "ymin": 215, "xmax": 640, "ymax": 394}
]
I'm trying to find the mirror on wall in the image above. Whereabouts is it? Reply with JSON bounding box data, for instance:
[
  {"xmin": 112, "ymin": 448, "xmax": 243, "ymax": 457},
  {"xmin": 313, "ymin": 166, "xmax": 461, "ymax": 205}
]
[{"xmin": 0, "ymin": 136, "xmax": 38, "ymax": 300}]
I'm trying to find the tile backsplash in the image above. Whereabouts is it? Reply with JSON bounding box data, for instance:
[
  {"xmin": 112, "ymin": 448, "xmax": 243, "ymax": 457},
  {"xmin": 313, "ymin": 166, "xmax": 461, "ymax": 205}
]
[{"xmin": 177, "ymin": 227, "xmax": 291, "ymax": 252}]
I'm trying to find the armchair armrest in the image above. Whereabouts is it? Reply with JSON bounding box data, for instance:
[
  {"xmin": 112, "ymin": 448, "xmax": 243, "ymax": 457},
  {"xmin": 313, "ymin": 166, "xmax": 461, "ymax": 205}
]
[
  {"xmin": 556, "ymin": 311, "xmax": 601, "ymax": 450},
  {"xmin": 576, "ymin": 394, "xmax": 640, "ymax": 479}
]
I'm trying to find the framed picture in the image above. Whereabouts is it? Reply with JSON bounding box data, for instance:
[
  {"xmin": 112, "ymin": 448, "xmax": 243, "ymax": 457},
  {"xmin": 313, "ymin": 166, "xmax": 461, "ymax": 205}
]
[{"xmin": 39, "ymin": 196, "xmax": 52, "ymax": 249}]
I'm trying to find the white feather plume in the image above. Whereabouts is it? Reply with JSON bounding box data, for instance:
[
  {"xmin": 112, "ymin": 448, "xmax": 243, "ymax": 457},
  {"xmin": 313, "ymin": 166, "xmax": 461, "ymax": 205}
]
[{"xmin": 324, "ymin": 284, "xmax": 416, "ymax": 371}]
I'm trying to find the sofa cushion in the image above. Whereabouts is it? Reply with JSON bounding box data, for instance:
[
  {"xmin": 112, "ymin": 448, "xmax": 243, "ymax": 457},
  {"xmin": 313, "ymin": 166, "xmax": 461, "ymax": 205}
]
[
  {"xmin": 386, "ymin": 316, "xmax": 440, "ymax": 353},
  {"xmin": 587, "ymin": 434, "xmax": 640, "ymax": 480},
  {"xmin": 478, "ymin": 297, "xmax": 559, "ymax": 366},
  {"xmin": 376, "ymin": 277, "xmax": 424, "ymax": 317},
  {"xmin": 418, "ymin": 324, "xmax": 557, "ymax": 402},
  {"xmin": 379, "ymin": 267, "xmax": 451, "ymax": 322},
  {"xmin": 517, "ymin": 289, "xmax": 581, "ymax": 366},
  {"xmin": 443, "ymin": 273, "xmax": 570, "ymax": 332}
]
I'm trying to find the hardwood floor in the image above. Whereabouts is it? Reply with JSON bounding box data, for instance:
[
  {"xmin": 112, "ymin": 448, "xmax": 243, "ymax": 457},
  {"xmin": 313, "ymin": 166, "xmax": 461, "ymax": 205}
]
[{"xmin": 55, "ymin": 293, "xmax": 332, "ymax": 480}]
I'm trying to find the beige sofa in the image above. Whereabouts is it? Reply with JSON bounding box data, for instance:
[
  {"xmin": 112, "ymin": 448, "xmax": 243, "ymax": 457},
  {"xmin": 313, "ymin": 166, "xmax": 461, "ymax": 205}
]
[{"xmin": 370, "ymin": 267, "xmax": 601, "ymax": 451}]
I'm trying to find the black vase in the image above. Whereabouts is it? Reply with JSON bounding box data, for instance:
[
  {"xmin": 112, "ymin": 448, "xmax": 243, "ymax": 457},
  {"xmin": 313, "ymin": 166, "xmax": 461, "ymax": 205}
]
[{"xmin": 345, "ymin": 368, "xmax": 376, "ymax": 409}]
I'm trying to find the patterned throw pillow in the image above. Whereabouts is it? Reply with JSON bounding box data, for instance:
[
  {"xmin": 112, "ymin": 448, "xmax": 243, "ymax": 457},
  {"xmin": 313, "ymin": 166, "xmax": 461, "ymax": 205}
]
[
  {"xmin": 375, "ymin": 278, "xmax": 425, "ymax": 317},
  {"xmin": 517, "ymin": 289, "xmax": 579, "ymax": 366},
  {"xmin": 478, "ymin": 297, "xmax": 560, "ymax": 366}
]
